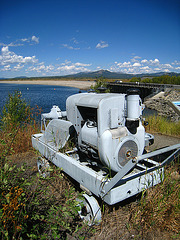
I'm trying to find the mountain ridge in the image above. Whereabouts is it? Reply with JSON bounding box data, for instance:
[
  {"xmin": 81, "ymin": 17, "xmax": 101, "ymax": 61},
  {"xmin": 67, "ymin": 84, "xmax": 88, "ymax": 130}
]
[
  {"xmin": 63, "ymin": 69, "xmax": 180, "ymax": 79},
  {"xmin": 1, "ymin": 70, "xmax": 180, "ymax": 80}
]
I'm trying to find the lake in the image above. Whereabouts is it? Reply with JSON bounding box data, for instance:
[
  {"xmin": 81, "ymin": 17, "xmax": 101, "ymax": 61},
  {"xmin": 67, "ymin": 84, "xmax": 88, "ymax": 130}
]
[
  {"xmin": 0, "ymin": 83, "xmax": 156, "ymax": 119},
  {"xmin": 0, "ymin": 83, "xmax": 81, "ymax": 115}
]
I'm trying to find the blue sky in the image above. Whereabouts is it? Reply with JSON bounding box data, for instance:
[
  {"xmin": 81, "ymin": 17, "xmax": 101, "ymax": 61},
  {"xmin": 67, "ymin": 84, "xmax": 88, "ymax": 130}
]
[{"xmin": 0, "ymin": 0, "xmax": 180, "ymax": 78}]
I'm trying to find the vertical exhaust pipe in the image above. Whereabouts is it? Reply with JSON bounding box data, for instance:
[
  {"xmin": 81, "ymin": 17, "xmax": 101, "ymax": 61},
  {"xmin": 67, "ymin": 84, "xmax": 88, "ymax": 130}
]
[{"xmin": 126, "ymin": 89, "xmax": 140, "ymax": 133}]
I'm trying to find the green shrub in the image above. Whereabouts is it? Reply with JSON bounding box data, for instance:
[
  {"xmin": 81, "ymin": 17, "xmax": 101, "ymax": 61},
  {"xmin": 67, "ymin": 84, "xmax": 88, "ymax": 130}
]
[
  {"xmin": 0, "ymin": 91, "xmax": 41, "ymax": 162},
  {"xmin": 0, "ymin": 162, "xmax": 87, "ymax": 239},
  {"xmin": 0, "ymin": 90, "xmax": 31, "ymax": 130},
  {"xmin": 0, "ymin": 92, "xmax": 90, "ymax": 239},
  {"xmin": 90, "ymin": 77, "xmax": 110, "ymax": 93}
]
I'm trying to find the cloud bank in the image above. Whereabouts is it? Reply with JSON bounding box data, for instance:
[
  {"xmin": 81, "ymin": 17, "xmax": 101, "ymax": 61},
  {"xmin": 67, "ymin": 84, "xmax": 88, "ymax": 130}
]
[
  {"xmin": 0, "ymin": 37, "xmax": 180, "ymax": 77},
  {"xmin": 110, "ymin": 56, "xmax": 180, "ymax": 74}
]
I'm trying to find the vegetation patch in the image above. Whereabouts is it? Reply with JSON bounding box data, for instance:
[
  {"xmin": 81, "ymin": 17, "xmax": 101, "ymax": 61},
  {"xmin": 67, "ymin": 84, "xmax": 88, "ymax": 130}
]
[
  {"xmin": 130, "ymin": 161, "xmax": 180, "ymax": 239},
  {"xmin": 0, "ymin": 90, "xmax": 179, "ymax": 239},
  {"xmin": 0, "ymin": 91, "xmax": 90, "ymax": 239},
  {"xmin": 144, "ymin": 115, "xmax": 180, "ymax": 137}
]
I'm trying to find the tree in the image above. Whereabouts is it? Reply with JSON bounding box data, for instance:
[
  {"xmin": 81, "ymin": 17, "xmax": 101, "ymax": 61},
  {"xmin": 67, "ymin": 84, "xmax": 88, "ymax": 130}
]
[
  {"xmin": 0, "ymin": 90, "xmax": 31, "ymax": 130},
  {"xmin": 90, "ymin": 77, "xmax": 110, "ymax": 93}
]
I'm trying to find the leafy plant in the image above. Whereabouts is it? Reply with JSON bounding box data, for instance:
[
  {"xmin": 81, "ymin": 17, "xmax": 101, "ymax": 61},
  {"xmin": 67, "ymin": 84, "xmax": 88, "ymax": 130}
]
[
  {"xmin": 0, "ymin": 91, "xmax": 41, "ymax": 166},
  {"xmin": 0, "ymin": 90, "xmax": 31, "ymax": 130},
  {"xmin": 0, "ymin": 160, "xmax": 89, "ymax": 239},
  {"xmin": 90, "ymin": 77, "xmax": 110, "ymax": 93},
  {"xmin": 0, "ymin": 91, "xmax": 91, "ymax": 239}
]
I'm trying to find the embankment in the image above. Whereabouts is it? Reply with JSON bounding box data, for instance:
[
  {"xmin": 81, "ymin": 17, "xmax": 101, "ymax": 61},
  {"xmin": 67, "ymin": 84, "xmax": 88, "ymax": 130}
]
[
  {"xmin": 0, "ymin": 79, "xmax": 94, "ymax": 90},
  {"xmin": 144, "ymin": 89, "xmax": 180, "ymax": 122}
]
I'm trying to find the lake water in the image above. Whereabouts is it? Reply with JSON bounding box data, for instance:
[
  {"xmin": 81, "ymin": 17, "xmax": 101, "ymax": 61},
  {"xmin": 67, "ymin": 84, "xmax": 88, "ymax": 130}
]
[
  {"xmin": 0, "ymin": 83, "xmax": 81, "ymax": 115},
  {"xmin": 0, "ymin": 83, "xmax": 156, "ymax": 120}
]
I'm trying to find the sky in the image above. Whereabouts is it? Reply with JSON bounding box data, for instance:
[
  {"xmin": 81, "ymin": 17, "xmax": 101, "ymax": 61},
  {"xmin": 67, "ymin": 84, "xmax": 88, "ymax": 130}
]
[{"xmin": 0, "ymin": 0, "xmax": 180, "ymax": 78}]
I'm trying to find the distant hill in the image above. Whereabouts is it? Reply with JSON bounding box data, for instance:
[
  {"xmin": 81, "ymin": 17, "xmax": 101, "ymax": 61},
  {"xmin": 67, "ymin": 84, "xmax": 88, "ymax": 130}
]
[
  {"xmin": 1, "ymin": 70, "xmax": 180, "ymax": 81},
  {"xmin": 63, "ymin": 70, "xmax": 180, "ymax": 79},
  {"xmin": 64, "ymin": 70, "xmax": 133, "ymax": 79},
  {"xmin": 13, "ymin": 76, "xmax": 28, "ymax": 79}
]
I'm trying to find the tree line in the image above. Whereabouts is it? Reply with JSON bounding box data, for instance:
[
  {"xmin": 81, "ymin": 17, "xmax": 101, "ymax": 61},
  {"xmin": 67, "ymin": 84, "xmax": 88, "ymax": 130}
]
[{"xmin": 130, "ymin": 75, "xmax": 180, "ymax": 85}]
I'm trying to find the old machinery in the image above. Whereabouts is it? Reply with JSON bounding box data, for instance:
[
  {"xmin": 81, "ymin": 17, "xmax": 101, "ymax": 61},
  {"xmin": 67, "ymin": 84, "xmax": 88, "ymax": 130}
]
[{"xmin": 32, "ymin": 91, "xmax": 180, "ymax": 225}]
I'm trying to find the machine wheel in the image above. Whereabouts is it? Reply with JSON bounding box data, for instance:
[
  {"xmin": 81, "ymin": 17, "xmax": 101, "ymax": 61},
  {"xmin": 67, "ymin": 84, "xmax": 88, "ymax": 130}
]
[
  {"xmin": 77, "ymin": 194, "xmax": 101, "ymax": 226},
  {"xmin": 37, "ymin": 157, "xmax": 50, "ymax": 178}
]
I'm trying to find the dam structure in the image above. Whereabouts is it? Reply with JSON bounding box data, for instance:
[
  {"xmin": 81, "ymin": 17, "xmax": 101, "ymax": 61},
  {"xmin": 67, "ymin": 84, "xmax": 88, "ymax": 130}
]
[{"xmin": 108, "ymin": 82, "xmax": 180, "ymax": 101}]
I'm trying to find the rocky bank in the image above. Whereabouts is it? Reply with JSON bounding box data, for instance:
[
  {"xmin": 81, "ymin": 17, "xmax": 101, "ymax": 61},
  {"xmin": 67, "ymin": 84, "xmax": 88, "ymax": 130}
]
[{"xmin": 144, "ymin": 89, "xmax": 180, "ymax": 122}]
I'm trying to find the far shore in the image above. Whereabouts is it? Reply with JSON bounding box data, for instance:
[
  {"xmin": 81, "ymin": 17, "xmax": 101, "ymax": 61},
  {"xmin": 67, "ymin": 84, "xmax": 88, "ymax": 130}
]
[{"xmin": 0, "ymin": 79, "xmax": 95, "ymax": 90}]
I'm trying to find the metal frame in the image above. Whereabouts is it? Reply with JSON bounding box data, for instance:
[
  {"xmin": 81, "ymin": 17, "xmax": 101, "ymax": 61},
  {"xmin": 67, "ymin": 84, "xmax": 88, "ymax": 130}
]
[{"xmin": 32, "ymin": 133, "xmax": 180, "ymax": 205}]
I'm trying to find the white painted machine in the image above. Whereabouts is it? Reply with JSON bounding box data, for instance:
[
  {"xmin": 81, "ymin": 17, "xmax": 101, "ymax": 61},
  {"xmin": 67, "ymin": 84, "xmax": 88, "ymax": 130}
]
[{"xmin": 32, "ymin": 90, "xmax": 180, "ymax": 225}]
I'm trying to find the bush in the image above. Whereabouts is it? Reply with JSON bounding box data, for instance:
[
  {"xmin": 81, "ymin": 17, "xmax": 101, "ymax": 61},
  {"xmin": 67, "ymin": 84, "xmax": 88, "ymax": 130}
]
[
  {"xmin": 0, "ymin": 90, "xmax": 31, "ymax": 130},
  {"xmin": 0, "ymin": 91, "xmax": 90, "ymax": 239},
  {"xmin": 90, "ymin": 77, "xmax": 110, "ymax": 93},
  {"xmin": 0, "ymin": 91, "xmax": 41, "ymax": 161},
  {"xmin": 0, "ymin": 161, "xmax": 87, "ymax": 239}
]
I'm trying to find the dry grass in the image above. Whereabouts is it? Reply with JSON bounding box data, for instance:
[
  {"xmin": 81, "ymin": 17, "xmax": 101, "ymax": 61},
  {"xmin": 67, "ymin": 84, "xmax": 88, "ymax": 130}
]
[
  {"xmin": 0, "ymin": 122, "xmax": 40, "ymax": 156},
  {"xmin": 144, "ymin": 115, "xmax": 180, "ymax": 137},
  {"xmin": 130, "ymin": 162, "xmax": 180, "ymax": 238}
]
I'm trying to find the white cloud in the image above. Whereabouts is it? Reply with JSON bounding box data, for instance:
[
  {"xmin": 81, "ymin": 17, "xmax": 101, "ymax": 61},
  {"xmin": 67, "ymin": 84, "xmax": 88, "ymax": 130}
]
[
  {"xmin": 133, "ymin": 62, "xmax": 141, "ymax": 67},
  {"xmin": 1, "ymin": 46, "xmax": 9, "ymax": 54},
  {"xmin": 131, "ymin": 56, "xmax": 141, "ymax": 62},
  {"xmin": 1, "ymin": 64, "xmax": 11, "ymax": 71},
  {"xmin": 149, "ymin": 58, "xmax": 160, "ymax": 64},
  {"xmin": 75, "ymin": 62, "xmax": 91, "ymax": 67},
  {"xmin": 62, "ymin": 44, "xmax": 80, "ymax": 50},
  {"xmin": 172, "ymin": 60, "xmax": 180, "ymax": 66},
  {"xmin": 25, "ymin": 60, "xmax": 92, "ymax": 75},
  {"xmin": 121, "ymin": 61, "xmax": 131, "ymax": 67},
  {"xmin": 141, "ymin": 66, "xmax": 150, "ymax": 70},
  {"xmin": 162, "ymin": 64, "xmax": 173, "ymax": 68},
  {"xmin": 154, "ymin": 68, "xmax": 161, "ymax": 71},
  {"xmin": 32, "ymin": 36, "xmax": 39, "ymax": 44},
  {"xmin": 26, "ymin": 64, "xmax": 55, "ymax": 73},
  {"xmin": 141, "ymin": 59, "xmax": 148, "ymax": 64},
  {"xmin": 96, "ymin": 41, "xmax": 109, "ymax": 49},
  {"xmin": 71, "ymin": 37, "xmax": 79, "ymax": 44},
  {"xmin": 0, "ymin": 36, "xmax": 40, "ymax": 48},
  {"xmin": 21, "ymin": 38, "xmax": 29, "ymax": 42},
  {"xmin": 111, "ymin": 56, "xmax": 180, "ymax": 74},
  {"xmin": 14, "ymin": 64, "xmax": 24, "ymax": 71},
  {"xmin": 0, "ymin": 46, "xmax": 39, "ymax": 75},
  {"xmin": 56, "ymin": 61, "xmax": 91, "ymax": 74},
  {"xmin": 140, "ymin": 66, "xmax": 152, "ymax": 73},
  {"xmin": 0, "ymin": 46, "xmax": 38, "ymax": 66}
]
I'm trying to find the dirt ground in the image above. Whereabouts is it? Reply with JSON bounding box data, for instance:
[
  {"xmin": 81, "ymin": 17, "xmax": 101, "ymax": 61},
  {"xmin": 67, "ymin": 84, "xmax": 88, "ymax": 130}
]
[
  {"xmin": 8, "ymin": 133, "xmax": 180, "ymax": 240},
  {"xmin": 146, "ymin": 133, "xmax": 180, "ymax": 151}
]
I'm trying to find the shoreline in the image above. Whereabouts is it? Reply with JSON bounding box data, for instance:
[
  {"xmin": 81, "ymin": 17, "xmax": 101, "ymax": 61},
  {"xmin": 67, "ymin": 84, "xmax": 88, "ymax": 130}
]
[{"xmin": 0, "ymin": 80, "xmax": 94, "ymax": 90}]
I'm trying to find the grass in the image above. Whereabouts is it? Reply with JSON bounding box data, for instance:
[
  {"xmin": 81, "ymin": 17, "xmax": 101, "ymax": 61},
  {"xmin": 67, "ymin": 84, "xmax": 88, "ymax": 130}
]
[
  {"xmin": 0, "ymin": 91, "xmax": 91, "ymax": 239},
  {"xmin": 130, "ymin": 159, "xmax": 180, "ymax": 238},
  {"xmin": 144, "ymin": 115, "xmax": 180, "ymax": 137},
  {"xmin": 0, "ymin": 91, "xmax": 179, "ymax": 239}
]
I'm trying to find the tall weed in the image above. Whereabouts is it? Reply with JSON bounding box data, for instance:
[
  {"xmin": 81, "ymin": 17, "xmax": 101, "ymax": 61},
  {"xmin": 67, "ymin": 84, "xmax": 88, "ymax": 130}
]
[
  {"xmin": 145, "ymin": 115, "xmax": 180, "ymax": 137},
  {"xmin": 130, "ymin": 161, "xmax": 180, "ymax": 236},
  {"xmin": 0, "ymin": 91, "xmax": 41, "ymax": 164},
  {"xmin": 0, "ymin": 91, "xmax": 90, "ymax": 239}
]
